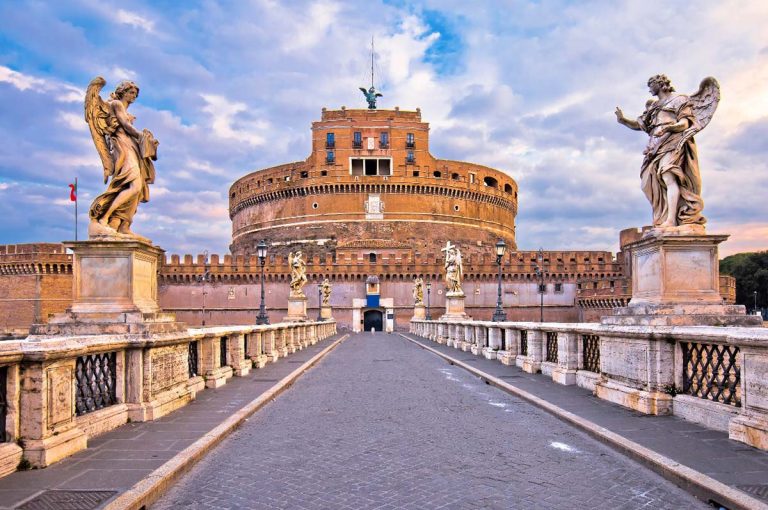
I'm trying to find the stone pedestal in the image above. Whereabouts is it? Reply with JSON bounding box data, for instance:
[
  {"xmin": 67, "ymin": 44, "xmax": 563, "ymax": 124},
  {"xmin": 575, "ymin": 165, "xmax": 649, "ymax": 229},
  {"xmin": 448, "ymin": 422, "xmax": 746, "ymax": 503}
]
[
  {"xmin": 31, "ymin": 239, "xmax": 186, "ymax": 336},
  {"xmin": 602, "ymin": 231, "xmax": 761, "ymax": 327},
  {"xmin": 412, "ymin": 304, "xmax": 426, "ymax": 320},
  {"xmin": 284, "ymin": 296, "xmax": 308, "ymax": 322},
  {"xmin": 441, "ymin": 293, "xmax": 470, "ymax": 321},
  {"xmin": 321, "ymin": 306, "xmax": 333, "ymax": 320}
]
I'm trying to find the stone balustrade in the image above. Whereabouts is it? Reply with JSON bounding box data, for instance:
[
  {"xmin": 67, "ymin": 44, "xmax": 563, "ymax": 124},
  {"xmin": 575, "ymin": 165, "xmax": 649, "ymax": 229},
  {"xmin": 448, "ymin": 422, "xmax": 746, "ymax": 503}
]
[
  {"xmin": 0, "ymin": 320, "xmax": 336, "ymax": 477},
  {"xmin": 411, "ymin": 318, "xmax": 768, "ymax": 452}
]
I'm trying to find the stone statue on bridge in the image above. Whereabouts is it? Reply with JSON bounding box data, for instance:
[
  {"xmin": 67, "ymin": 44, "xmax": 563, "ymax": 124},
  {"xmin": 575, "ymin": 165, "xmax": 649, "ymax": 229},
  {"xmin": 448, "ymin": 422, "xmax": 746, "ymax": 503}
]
[
  {"xmin": 442, "ymin": 241, "xmax": 464, "ymax": 296},
  {"xmin": 85, "ymin": 77, "xmax": 158, "ymax": 241},
  {"xmin": 288, "ymin": 251, "xmax": 308, "ymax": 298},
  {"xmin": 321, "ymin": 277, "xmax": 332, "ymax": 306},
  {"xmin": 615, "ymin": 75, "xmax": 720, "ymax": 231},
  {"xmin": 413, "ymin": 277, "xmax": 424, "ymax": 305}
]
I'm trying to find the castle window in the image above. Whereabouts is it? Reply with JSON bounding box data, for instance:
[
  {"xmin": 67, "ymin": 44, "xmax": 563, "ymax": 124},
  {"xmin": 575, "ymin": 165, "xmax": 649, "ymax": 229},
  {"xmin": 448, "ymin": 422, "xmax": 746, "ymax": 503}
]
[
  {"xmin": 326, "ymin": 151, "xmax": 335, "ymax": 164},
  {"xmin": 369, "ymin": 253, "xmax": 377, "ymax": 263},
  {"xmin": 350, "ymin": 158, "xmax": 392, "ymax": 176},
  {"xmin": 284, "ymin": 175, "xmax": 290, "ymax": 182},
  {"xmin": 326, "ymin": 132, "xmax": 335, "ymax": 149},
  {"xmin": 451, "ymin": 173, "xmax": 460, "ymax": 181},
  {"xmin": 312, "ymin": 202, "xmax": 319, "ymax": 209},
  {"xmin": 469, "ymin": 173, "xmax": 476, "ymax": 184},
  {"xmin": 320, "ymin": 170, "xmax": 327, "ymax": 176},
  {"xmin": 433, "ymin": 171, "xmax": 441, "ymax": 178},
  {"xmin": 413, "ymin": 170, "xmax": 420, "ymax": 177},
  {"xmin": 379, "ymin": 132, "xmax": 389, "ymax": 149},
  {"xmin": 554, "ymin": 283, "xmax": 563, "ymax": 293},
  {"xmin": 267, "ymin": 178, "xmax": 273, "ymax": 185},
  {"xmin": 483, "ymin": 176, "xmax": 498, "ymax": 188},
  {"xmin": 300, "ymin": 171, "xmax": 308, "ymax": 178},
  {"xmin": 406, "ymin": 151, "xmax": 415, "ymax": 164},
  {"xmin": 353, "ymin": 131, "xmax": 362, "ymax": 149},
  {"xmin": 406, "ymin": 133, "xmax": 415, "ymax": 148},
  {"xmin": 504, "ymin": 183, "xmax": 513, "ymax": 193}
]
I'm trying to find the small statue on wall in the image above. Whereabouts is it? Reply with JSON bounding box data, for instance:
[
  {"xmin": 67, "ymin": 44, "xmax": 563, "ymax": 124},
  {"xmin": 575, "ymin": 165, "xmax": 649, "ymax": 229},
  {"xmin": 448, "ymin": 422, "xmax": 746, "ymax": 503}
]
[
  {"xmin": 84, "ymin": 77, "xmax": 158, "ymax": 241},
  {"xmin": 442, "ymin": 241, "xmax": 464, "ymax": 296},
  {"xmin": 288, "ymin": 251, "xmax": 308, "ymax": 297},
  {"xmin": 615, "ymin": 75, "xmax": 720, "ymax": 231},
  {"xmin": 413, "ymin": 276, "xmax": 424, "ymax": 305},
  {"xmin": 321, "ymin": 277, "xmax": 332, "ymax": 306}
]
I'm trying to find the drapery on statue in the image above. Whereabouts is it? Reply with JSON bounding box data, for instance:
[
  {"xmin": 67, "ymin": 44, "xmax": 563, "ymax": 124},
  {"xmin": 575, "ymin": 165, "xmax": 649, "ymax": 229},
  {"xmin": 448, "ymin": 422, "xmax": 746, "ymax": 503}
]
[
  {"xmin": 442, "ymin": 241, "xmax": 464, "ymax": 296},
  {"xmin": 615, "ymin": 75, "xmax": 720, "ymax": 230},
  {"xmin": 412, "ymin": 277, "xmax": 424, "ymax": 305},
  {"xmin": 288, "ymin": 251, "xmax": 308, "ymax": 297},
  {"xmin": 320, "ymin": 278, "xmax": 332, "ymax": 306},
  {"xmin": 85, "ymin": 77, "xmax": 158, "ymax": 240}
]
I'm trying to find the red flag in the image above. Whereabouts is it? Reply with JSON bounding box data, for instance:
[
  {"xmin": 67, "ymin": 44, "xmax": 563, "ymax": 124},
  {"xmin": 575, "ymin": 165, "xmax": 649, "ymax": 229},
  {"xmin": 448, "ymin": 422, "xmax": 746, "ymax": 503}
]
[{"xmin": 68, "ymin": 182, "xmax": 77, "ymax": 202}]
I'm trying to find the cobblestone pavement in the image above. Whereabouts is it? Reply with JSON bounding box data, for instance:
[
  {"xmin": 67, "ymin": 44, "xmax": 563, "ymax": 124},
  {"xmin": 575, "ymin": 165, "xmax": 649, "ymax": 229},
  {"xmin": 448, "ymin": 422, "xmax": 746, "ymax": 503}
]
[{"xmin": 153, "ymin": 333, "xmax": 707, "ymax": 509}]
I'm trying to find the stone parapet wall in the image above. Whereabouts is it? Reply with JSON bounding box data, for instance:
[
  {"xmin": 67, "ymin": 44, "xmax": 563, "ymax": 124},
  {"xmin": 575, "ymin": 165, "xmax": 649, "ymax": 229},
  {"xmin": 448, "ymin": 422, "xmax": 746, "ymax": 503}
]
[
  {"xmin": 411, "ymin": 318, "xmax": 768, "ymax": 452},
  {"xmin": 0, "ymin": 320, "xmax": 337, "ymax": 478}
]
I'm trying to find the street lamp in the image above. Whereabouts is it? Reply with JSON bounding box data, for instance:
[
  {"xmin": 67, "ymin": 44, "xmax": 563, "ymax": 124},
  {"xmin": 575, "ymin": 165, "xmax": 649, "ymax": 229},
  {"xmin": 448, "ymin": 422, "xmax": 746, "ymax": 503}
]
[
  {"xmin": 317, "ymin": 282, "xmax": 323, "ymax": 321},
  {"xmin": 492, "ymin": 239, "xmax": 507, "ymax": 322},
  {"xmin": 755, "ymin": 290, "xmax": 759, "ymax": 315},
  {"xmin": 534, "ymin": 247, "xmax": 545, "ymax": 323},
  {"xmin": 256, "ymin": 240, "xmax": 269, "ymax": 325},
  {"xmin": 426, "ymin": 280, "xmax": 432, "ymax": 320}
]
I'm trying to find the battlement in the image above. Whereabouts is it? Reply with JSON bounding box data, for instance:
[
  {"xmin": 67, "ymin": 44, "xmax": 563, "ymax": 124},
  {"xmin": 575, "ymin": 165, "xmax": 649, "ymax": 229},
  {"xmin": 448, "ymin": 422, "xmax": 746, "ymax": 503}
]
[{"xmin": 319, "ymin": 107, "xmax": 422, "ymax": 122}]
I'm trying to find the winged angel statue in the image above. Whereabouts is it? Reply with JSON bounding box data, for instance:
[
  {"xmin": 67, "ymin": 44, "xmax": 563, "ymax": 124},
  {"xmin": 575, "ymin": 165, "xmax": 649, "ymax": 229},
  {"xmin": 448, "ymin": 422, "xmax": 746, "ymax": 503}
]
[
  {"xmin": 85, "ymin": 77, "xmax": 158, "ymax": 240},
  {"xmin": 615, "ymin": 75, "xmax": 720, "ymax": 230},
  {"xmin": 288, "ymin": 251, "xmax": 308, "ymax": 298}
]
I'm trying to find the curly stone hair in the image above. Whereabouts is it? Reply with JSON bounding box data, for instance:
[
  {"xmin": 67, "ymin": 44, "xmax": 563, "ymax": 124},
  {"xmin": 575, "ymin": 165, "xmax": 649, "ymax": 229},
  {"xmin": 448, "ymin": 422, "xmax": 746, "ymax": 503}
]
[
  {"xmin": 647, "ymin": 74, "xmax": 675, "ymax": 93},
  {"xmin": 111, "ymin": 80, "xmax": 140, "ymax": 100}
]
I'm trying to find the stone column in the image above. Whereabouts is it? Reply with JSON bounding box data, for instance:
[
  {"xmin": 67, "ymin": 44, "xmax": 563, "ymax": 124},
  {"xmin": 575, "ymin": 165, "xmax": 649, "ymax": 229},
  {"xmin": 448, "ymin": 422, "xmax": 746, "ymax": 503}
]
[
  {"xmin": 249, "ymin": 331, "xmax": 268, "ymax": 369},
  {"xmin": 470, "ymin": 325, "xmax": 486, "ymax": 356},
  {"xmin": 483, "ymin": 326, "xmax": 501, "ymax": 360},
  {"xmin": 522, "ymin": 330, "xmax": 544, "ymax": 374},
  {"xmin": 552, "ymin": 331, "xmax": 578, "ymax": 385},
  {"xmin": 200, "ymin": 335, "xmax": 232, "ymax": 389},
  {"xmin": 228, "ymin": 333, "xmax": 252, "ymax": 377}
]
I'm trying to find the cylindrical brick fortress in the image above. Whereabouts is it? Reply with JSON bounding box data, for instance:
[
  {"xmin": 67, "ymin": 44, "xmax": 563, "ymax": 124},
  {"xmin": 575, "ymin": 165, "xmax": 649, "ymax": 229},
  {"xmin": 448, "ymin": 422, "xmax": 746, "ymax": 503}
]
[{"xmin": 229, "ymin": 108, "xmax": 518, "ymax": 258}]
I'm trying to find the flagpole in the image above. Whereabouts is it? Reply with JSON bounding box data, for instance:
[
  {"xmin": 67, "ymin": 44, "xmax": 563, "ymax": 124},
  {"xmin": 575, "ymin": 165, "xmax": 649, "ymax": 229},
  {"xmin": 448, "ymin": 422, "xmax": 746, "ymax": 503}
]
[{"xmin": 74, "ymin": 177, "xmax": 78, "ymax": 242}]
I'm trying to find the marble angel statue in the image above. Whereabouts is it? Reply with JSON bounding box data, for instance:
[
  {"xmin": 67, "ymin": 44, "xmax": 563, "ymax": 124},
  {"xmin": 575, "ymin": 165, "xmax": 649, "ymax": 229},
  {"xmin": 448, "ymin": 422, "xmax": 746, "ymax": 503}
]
[
  {"xmin": 412, "ymin": 277, "xmax": 424, "ymax": 306},
  {"xmin": 615, "ymin": 75, "xmax": 720, "ymax": 230},
  {"xmin": 442, "ymin": 242, "xmax": 464, "ymax": 296},
  {"xmin": 85, "ymin": 77, "xmax": 158, "ymax": 240},
  {"xmin": 289, "ymin": 251, "xmax": 308, "ymax": 297},
  {"xmin": 321, "ymin": 278, "xmax": 332, "ymax": 306}
]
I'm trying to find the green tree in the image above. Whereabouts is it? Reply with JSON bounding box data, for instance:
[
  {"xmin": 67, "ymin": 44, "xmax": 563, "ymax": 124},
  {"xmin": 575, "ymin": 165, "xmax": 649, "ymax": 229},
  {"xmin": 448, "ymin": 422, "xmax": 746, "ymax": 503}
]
[{"xmin": 720, "ymin": 251, "xmax": 768, "ymax": 312}]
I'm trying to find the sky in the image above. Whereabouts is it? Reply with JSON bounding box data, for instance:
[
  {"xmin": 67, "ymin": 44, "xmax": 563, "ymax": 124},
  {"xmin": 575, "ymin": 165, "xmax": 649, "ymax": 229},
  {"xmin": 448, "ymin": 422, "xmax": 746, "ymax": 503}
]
[{"xmin": 1, "ymin": 0, "xmax": 767, "ymax": 258}]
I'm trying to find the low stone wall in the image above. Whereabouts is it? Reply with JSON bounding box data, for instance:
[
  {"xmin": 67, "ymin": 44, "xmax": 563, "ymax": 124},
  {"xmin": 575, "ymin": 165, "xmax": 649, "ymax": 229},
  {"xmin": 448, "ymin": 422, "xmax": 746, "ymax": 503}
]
[
  {"xmin": 0, "ymin": 321, "xmax": 336, "ymax": 477},
  {"xmin": 411, "ymin": 319, "xmax": 768, "ymax": 451}
]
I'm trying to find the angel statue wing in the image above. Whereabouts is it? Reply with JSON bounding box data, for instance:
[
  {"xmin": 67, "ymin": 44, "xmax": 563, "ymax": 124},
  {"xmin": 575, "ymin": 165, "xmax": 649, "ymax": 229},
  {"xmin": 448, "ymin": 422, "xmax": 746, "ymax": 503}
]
[
  {"xmin": 375, "ymin": 92, "xmax": 383, "ymax": 98},
  {"xmin": 359, "ymin": 87, "xmax": 368, "ymax": 96},
  {"xmin": 84, "ymin": 77, "xmax": 118, "ymax": 184},
  {"xmin": 677, "ymin": 76, "xmax": 720, "ymax": 151}
]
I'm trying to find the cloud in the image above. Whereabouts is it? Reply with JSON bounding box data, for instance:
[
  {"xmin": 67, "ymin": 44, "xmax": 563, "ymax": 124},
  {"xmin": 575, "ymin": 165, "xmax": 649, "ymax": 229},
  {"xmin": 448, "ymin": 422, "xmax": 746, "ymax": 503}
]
[
  {"xmin": 200, "ymin": 94, "xmax": 269, "ymax": 147},
  {"xmin": 115, "ymin": 9, "xmax": 155, "ymax": 32}
]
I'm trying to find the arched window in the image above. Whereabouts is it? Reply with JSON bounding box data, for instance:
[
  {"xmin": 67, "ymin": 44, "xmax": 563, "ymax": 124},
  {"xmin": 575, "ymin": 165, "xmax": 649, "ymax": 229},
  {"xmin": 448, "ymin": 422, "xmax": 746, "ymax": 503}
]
[
  {"xmin": 504, "ymin": 183, "xmax": 513, "ymax": 193},
  {"xmin": 433, "ymin": 171, "xmax": 441, "ymax": 178},
  {"xmin": 451, "ymin": 173, "xmax": 460, "ymax": 181},
  {"xmin": 369, "ymin": 253, "xmax": 377, "ymax": 263},
  {"xmin": 483, "ymin": 176, "xmax": 498, "ymax": 188}
]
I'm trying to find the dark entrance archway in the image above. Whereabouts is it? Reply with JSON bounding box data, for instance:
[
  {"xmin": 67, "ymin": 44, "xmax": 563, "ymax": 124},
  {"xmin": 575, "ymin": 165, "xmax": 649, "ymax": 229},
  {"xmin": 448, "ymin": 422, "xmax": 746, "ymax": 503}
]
[{"xmin": 363, "ymin": 309, "xmax": 383, "ymax": 331}]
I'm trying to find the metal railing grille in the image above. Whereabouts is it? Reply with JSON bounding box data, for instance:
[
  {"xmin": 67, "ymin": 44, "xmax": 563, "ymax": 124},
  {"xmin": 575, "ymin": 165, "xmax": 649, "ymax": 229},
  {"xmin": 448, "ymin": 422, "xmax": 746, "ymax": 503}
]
[
  {"xmin": 243, "ymin": 334, "xmax": 250, "ymax": 359},
  {"xmin": 188, "ymin": 341, "xmax": 199, "ymax": 378},
  {"xmin": 0, "ymin": 367, "xmax": 7, "ymax": 442},
  {"xmin": 582, "ymin": 335, "xmax": 600, "ymax": 373},
  {"xmin": 520, "ymin": 330, "xmax": 528, "ymax": 356},
  {"xmin": 75, "ymin": 352, "xmax": 117, "ymax": 416},
  {"xmin": 220, "ymin": 337, "xmax": 228, "ymax": 368},
  {"xmin": 682, "ymin": 342, "xmax": 741, "ymax": 407},
  {"xmin": 546, "ymin": 332, "xmax": 558, "ymax": 363}
]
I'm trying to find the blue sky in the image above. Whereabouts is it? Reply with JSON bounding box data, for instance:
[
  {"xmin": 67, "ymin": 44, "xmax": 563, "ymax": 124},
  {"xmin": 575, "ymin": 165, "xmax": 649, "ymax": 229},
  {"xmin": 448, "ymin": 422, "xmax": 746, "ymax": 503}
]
[{"xmin": 1, "ymin": 1, "xmax": 767, "ymax": 258}]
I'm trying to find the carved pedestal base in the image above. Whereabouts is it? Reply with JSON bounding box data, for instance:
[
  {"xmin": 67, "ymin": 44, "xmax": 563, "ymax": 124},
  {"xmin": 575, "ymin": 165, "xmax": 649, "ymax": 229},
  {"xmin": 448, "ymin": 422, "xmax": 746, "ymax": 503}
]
[
  {"xmin": 31, "ymin": 239, "xmax": 186, "ymax": 336},
  {"xmin": 284, "ymin": 296, "xmax": 308, "ymax": 322},
  {"xmin": 441, "ymin": 294, "xmax": 470, "ymax": 321},
  {"xmin": 412, "ymin": 304, "xmax": 426, "ymax": 320},
  {"xmin": 321, "ymin": 306, "xmax": 333, "ymax": 320},
  {"xmin": 602, "ymin": 230, "xmax": 761, "ymax": 327}
]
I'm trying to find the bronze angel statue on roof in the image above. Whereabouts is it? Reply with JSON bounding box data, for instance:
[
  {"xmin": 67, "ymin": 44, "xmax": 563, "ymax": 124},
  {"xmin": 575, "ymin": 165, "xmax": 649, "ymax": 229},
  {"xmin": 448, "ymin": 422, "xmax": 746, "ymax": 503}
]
[
  {"xmin": 84, "ymin": 77, "xmax": 158, "ymax": 241},
  {"xmin": 359, "ymin": 86, "xmax": 383, "ymax": 109},
  {"xmin": 615, "ymin": 75, "xmax": 720, "ymax": 230}
]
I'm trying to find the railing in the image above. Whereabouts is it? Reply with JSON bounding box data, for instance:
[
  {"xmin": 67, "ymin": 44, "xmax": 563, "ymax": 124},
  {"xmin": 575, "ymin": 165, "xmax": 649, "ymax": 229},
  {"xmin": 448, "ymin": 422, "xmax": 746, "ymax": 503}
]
[
  {"xmin": 681, "ymin": 342, "xmax": 740, "ymax": 407},
  {"xmin": 75, "ymin": 352, "xmax": 117, "ymax": 416},
  {"xmin": 546, "ymin": 332, "xmax": 558, "ymax": 363},
  {"xmin": 582, "ymin": 334, "xmax": 600, "ymax": 373},
  {"xmin": 0, "ymin": 320, "xmax": 338, "ymax": 476},
  {"xmin": 409, "ymin": 318, "xmax": 768, "ymax": 452}
]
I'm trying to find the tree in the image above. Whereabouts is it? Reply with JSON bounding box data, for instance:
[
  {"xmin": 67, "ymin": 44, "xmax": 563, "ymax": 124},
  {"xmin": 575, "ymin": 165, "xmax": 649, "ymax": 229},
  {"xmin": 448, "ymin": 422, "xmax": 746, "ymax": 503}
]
[{"xmin": 720, "ymin": 251, "xmax": 768, "ymax": 312}]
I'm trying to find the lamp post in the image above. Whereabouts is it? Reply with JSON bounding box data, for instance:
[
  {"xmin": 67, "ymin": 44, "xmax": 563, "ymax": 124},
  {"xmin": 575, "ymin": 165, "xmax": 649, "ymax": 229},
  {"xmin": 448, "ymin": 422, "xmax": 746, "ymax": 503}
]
[
  {"xmin": 534, "ymin": 247, "xmax": 545, "ymax": 323},
  {"xmin": 317, "ymin": 282, "xmax": 323, "ymax": 321},
  {"xmin": 492, "ymin": 239, "xmax": 507, "ymax": 322},
  {"xmin": 198, "ymin": 250, "xmax": 210, "ymax": 326},
  {"xmin": 256, "ymin": 240, "xmax": 269, "ymax": 325},
  {"xmin": 426, "ymin": 280, "xmax": 432, "ymax": 320},
  {"xmin": 755, "ymin": 290, "xmax": 759, "ymax": 315}
]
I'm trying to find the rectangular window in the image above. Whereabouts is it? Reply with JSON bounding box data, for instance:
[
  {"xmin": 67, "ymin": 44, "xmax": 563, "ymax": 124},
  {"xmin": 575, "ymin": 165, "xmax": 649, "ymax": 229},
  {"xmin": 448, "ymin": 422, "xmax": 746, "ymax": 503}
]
[
  {"xmin": 351, "ymin": 159, "xmax": 364, "ymax": 175},
  {"xmin": 413, "ymin": 170, "xmax": 420, "ymax": 177},
  {"xmin": 379, "ymin": 159, "xmax": 391, "ymax": 176},
  {"xmin": 380, "ymin": 132, "xmax": 389, "ymax": 148},
  {"xmin": 300, "ymin": 171, "xmax": 308, "ymax": 178},
  {"xmin": 350, "ymin": 158, "xmax": 392, "ymax": 176},
  {"xmin": 326, "ymin": 151, "xmax": 335, "ymax": 164},
  {"xmin": 326, "ymin": 132, "xmax": 335, "ymax": 148},
  {"xmin": 365, "ymin": 159, "xmax": 377, "ymax": 176},
  {"xmin": 469, "ymin": 172, "xmax": 476, "ymax": 184},
  {"xmin": 406, "ymin": 151, "xmax": 415, "ymax": 164},
  {"xmin": 406, "ymin": 132, "xmax": 415, "ymax": 148},
  {"xmin": 538, "ymin": 283, "xmax": 546, "ymax": 293},
  {"xmin": 554, "ymin": 283, "xmax": 563, "ymax": 292},
  {"xmin": 353, "ymin": 131, "xmax": 362, "ymax": 148}
]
